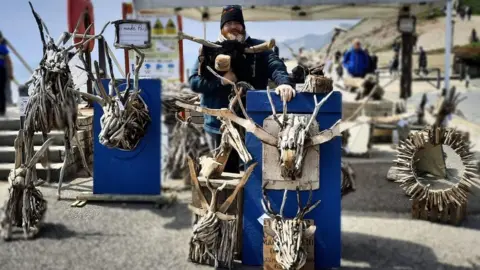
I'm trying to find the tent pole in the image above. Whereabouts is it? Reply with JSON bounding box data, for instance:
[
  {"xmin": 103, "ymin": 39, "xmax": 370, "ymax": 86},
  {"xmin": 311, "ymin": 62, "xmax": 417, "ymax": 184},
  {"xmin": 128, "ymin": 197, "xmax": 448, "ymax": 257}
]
[
  {"xmin": 203, "ymin": 21, "xmax": 207, "ymax": 39},
  {"xmin": 444, "ymin": 0, "xmax": 453, "ymax": 92}
]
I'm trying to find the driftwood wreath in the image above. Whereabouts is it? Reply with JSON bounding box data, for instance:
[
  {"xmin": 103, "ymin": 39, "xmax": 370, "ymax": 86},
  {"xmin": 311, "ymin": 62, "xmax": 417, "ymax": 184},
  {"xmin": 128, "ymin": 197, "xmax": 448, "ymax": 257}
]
[{"xmin": 394, "ymin": 126, "xmax": 479, "ymax": 213}]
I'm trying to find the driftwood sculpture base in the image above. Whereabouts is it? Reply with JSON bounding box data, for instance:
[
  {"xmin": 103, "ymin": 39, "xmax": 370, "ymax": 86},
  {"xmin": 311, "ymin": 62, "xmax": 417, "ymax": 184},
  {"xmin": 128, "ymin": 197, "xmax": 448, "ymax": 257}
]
[
  {"xmin": 190, "ymin": 174, "xmax": 244, "ymax": 268},
  {"xmin": 301, "ymin": 75, "xmax": 333, "ymax": 93},
  {"xmin": 189, "ymin": 218, "xmax": 238, "ymax": 269},
  {"xmin": 411, "ymin": 199, "xmax": 467, "ymax": 225}
]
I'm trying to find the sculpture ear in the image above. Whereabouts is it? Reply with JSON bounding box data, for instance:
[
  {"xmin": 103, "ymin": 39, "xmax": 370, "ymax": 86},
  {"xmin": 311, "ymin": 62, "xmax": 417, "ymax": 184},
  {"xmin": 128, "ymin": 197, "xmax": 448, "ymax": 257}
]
[{"xmin": 304, "ymin": 225, "xmax": 316, "ymax": 238}]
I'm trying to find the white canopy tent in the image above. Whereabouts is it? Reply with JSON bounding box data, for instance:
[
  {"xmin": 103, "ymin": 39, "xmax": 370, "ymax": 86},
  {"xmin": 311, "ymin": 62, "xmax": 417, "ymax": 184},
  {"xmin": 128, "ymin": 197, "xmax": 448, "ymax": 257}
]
[
  {"xmin": 131, "ymin": 0, "xmax": 452, "ymax": 90},
  {"xmin": 132, "ymin": 0, "xmax": 443, "ymax": 21}
]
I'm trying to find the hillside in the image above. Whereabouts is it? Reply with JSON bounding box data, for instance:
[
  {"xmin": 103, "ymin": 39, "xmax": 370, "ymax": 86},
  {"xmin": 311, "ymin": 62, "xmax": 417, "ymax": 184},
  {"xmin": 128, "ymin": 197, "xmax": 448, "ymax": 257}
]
[
  {"xmin": 295, "ymin": 15, "xmax": 480, "ymax": 72},
  {"xmin": 277, "ymin": 22, "xmax": 354, "ymax": 59}
]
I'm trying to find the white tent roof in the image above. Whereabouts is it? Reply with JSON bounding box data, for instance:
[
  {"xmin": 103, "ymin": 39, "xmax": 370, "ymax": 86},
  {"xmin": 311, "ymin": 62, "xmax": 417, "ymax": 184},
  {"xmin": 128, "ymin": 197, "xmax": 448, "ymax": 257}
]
[{"xmin": 132, "ymin": 0, "xmax": 443, "ymax": 21}]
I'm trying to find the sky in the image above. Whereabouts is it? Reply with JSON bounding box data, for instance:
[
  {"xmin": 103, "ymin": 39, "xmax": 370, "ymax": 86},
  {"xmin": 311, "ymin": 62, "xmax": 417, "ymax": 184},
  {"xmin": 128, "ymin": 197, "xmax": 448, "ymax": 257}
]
[{"xmin": 0, "ymin": 0, "xmax": 355, "ymax": 101}]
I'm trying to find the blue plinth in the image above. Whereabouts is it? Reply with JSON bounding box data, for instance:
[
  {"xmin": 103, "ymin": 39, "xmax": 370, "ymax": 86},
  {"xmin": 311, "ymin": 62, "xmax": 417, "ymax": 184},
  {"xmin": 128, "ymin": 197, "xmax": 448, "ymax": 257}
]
[
  {"xmin": 242, "ymin": 90, "xmax": 342, "ymax": 269},
  {"xmin": 93, "ymin": 79, "xmax": 162, "ymax": 195}
]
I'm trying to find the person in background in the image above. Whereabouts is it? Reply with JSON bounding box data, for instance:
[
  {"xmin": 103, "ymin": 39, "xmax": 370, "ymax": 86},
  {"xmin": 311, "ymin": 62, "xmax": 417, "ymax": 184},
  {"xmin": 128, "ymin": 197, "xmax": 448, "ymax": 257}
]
[
  {"xmin": 0, "ymin": 31, "xmax": 14, "ymax": 116},
  {"xmin": 1, "ymin": 38, "xmax": 12, "ymax": 106},
  {"xmin": 465, "ymin": 6, "xmax": 472, "ymax": 21},
  {"xmin": 369, "ymin": 52, "xmax": 378, "ymax": 74},
  {"xmin": 189, "ymin": 5, "xmax": 295, "ymax": 173},
  {"xmin": 470, "ymin": 29, "xmax": 479, "ymax": 44},
  {"xmin": 342, "ymin": 39, "xmax": 370, "ymax": 78},
  {"xmin": 417, "ymin": 46, "xmax": 428, "ymax": 75},
  {"xmin": 389, "ymin": 51, "xmax": 400, "ymax": 76}
]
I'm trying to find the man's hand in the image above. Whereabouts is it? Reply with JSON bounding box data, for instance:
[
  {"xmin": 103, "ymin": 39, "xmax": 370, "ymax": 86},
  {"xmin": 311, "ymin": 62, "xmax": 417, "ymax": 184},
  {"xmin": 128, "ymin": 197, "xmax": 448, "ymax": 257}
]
[
  {"xmin": 221, "ymin": 70, "xmax": 237, "ymax": 85},
  {"xmin": 275, "ymin": 84, "xmax": 296, "ymax": 102}
]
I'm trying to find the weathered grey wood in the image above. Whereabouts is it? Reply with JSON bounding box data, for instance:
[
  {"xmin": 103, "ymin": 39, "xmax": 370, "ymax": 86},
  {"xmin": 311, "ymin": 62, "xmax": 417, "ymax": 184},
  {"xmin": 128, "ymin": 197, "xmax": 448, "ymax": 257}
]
[{"xmin": 75, "ymin": 192, "xmax": 177, "ymax": 205}]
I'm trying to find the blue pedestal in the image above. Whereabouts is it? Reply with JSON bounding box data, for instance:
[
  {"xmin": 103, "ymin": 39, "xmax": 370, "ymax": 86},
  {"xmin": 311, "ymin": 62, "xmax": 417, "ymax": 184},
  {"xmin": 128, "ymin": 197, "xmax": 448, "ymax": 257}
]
[
  {"xmin": 242, "ymin": 91, "xmax": 342, "ymax": 269},
  {"xmin": 93, "ymin": 79, "xmax": 162, "ymax": 195}
]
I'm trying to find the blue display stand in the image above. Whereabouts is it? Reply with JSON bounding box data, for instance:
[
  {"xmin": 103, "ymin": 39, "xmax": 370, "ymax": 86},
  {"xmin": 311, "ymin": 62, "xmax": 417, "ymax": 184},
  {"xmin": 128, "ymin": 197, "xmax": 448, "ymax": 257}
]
[
  {"xmin": 93, "ymin": 79, "xmax": 162, "ymax": 195},
  {"xmin": 242, "ymin": 91, "xmax": 342, "ymax": 269}
]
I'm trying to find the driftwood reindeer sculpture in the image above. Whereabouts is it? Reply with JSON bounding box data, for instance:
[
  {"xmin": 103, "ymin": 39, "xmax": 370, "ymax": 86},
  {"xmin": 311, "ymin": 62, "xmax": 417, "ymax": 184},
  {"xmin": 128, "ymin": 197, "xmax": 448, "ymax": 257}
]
[
  {"xmin": 262, "ymin": 182, "xmax": 320, "ymax": 270},
  {"xmin": 187, "ymin": 156, "xmax": 257, "ymax": 268},
  {"xmin": 22, "ymin": 3, "xmax": 108, "ymax": 200}
]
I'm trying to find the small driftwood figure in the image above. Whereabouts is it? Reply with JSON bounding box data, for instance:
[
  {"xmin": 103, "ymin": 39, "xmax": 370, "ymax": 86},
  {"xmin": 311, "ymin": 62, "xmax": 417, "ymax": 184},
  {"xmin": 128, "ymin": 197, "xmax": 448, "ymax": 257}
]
[
  {"xmin": 25, "ymin": 2, "xmax": 105, "ymax": 199},
  {"xmin": 177, "ymin": 67, "xmax": 341, "ymax": 180},
  {"xmin": 163, "ymin": 115, "xmax": 210, "ymax": 181},
  {"xmin": 262, "ymin": 182, "xmax": 320, "ymax": 270},
  {"xmin": 79, "ymin": 44, "xmax": 150, "ymax": 151},
  {"xmin": 187, "ymin": 156, "xmax": 257, "ymax": 268},
  {"xmin": 0, "ymin": 131, "xmax": 53, "ymax": 240},
  {"xmin": 394, "ymin": 126, "xmax": 480, "ymax": 222}
]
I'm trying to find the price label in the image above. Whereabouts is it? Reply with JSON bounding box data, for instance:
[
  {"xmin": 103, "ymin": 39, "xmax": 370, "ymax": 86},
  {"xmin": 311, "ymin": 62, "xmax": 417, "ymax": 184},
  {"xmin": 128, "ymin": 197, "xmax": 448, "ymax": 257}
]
[{"xmin": 18, "ymin": 97, "xmax": 30, "ymax": 116}]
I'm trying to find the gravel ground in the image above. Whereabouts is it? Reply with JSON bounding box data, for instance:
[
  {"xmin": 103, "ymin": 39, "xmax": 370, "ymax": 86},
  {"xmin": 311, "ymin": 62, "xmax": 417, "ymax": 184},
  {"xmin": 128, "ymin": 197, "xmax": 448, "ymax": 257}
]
[{"xmin": 0, "ymin": 163, "xmax": 480, "ymax": 270}]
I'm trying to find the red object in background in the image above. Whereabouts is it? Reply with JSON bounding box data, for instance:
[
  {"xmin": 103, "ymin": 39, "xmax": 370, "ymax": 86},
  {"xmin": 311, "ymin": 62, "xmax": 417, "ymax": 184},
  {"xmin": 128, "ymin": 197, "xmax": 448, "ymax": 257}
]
[{"xmin": 67, "ymin": 0, "xmax": 95, "ymax": 52}]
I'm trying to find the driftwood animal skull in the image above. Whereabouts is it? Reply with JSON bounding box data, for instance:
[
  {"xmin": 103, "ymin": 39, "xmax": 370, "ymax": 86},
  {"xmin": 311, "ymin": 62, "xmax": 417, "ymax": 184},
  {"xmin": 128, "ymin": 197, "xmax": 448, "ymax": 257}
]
[
  {"xmin": 262, "ymin": 182, "xmax": 320, "ymax": 270},
  {"xmin": 187, "ymin": 156, "xmax": 257, "ymax": 267}
]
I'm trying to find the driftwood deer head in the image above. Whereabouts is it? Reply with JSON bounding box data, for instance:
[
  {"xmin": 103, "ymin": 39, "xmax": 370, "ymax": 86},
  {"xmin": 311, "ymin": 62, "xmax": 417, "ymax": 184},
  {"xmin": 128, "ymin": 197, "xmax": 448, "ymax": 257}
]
[{"xmin": 261, "ymin": 182, "xmax": 320, "ymax": 270}]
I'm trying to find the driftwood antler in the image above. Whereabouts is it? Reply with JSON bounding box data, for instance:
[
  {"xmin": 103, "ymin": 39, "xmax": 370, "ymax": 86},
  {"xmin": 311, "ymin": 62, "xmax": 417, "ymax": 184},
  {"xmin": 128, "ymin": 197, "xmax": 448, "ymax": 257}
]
[{"xmin": 178, "ymin": 31, "xmax": 275, "ymax": 53}]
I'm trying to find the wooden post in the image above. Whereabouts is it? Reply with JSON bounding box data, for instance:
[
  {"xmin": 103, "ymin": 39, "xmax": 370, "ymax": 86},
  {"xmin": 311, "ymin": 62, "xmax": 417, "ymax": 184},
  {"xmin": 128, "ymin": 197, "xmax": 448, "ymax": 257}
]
[{"xmin": 399, "ymin": 7, "xmax": 413, "ymax": 100}]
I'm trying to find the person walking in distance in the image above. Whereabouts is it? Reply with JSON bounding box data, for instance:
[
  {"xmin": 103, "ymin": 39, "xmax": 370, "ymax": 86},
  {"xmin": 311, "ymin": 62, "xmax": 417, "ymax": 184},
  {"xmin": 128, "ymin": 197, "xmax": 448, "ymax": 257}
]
[
  {"xmin": 0, "ymin": 31, "xmax": 14, "ymax": 116},
  {"xmin": 417, "ymin": 46, "xmax": 428, "ymax": 75},
  {"xmin": 189, "ymin": 5, "xmax": 295, "ymax": 173}
]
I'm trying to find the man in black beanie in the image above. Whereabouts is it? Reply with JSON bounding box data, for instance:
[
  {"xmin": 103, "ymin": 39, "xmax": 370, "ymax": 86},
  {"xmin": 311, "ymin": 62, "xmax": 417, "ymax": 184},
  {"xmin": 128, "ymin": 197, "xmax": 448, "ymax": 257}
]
[{"xmin": 189, "ymin": 5, "xmax": 295, "ymax": 173}]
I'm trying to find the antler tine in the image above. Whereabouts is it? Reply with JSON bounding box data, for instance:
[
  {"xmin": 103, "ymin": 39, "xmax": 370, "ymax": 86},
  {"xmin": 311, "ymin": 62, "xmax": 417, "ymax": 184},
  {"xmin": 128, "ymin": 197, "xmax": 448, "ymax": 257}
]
[
  {"xmin": 67, "ymin": 21, "xmax": 110, "ymax": 51},
  {"xmin": 296, "ymin": 186, "xmax": 302, "ymax": 217},
  {"xmin": 297, "ymin": 181, "xmax": 317, "ymax": 219},
  {"xmin": 66, "ymin": 9, "xmax": 87, "ymax": 45},
  {"xmin": 131, "ymin": 46, "xmax": 145, "ymax": 93},
  {"xmin": 262, "ymin": 181, "xmax": 277, "ymax": 216},
  {"xmin": 178, "ymin": 31, "xmax": 222, "ymax": 48},
  {"xmin": 244, "ymin": 38, "xmax": 276, "ymax": 53},
  {"xmin": 305, "ymin": 90, "xmax": 336, "ymax": 132},
  {"xmin": 282, "ymin": 99, "xmax": 287, "ymax": 126},
  {"xmin": 279, "ymin": 189, "xmax": 288, "ymax": 217},
  {"xmin": 207, "ymin": 66, "xmax": 251, "ymax": 120},
  {"xmin": 266, "ymin": 86, "xmax": 282, "ymax": 127},
  {"xmin": 29, "ymin": 1, "xmax": 47, "ymax": 50},
  {"xmin": 104, "ymin": 40, "xmax": 122, "ymax": 99}
]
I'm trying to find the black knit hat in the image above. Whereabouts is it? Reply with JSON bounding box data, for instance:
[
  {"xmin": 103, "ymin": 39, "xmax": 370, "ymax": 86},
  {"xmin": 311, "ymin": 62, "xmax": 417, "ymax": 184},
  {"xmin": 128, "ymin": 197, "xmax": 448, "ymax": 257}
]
[{"xmin": 220, "ymin": 5, "xmax": 245, "ymax": 29}]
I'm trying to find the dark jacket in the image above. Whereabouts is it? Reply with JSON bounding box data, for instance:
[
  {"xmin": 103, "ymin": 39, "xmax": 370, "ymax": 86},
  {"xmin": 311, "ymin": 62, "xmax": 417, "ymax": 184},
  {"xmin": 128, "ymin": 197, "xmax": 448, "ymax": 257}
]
[
  {"xmin": 343, "ymin": 47, "xmax": 370, "ymax": 78},
  {"xmin": 189, "ymin": 37, "xmax": 293, "ymax": 134},
  {"xmin": 419, "ymin": 50, "xmax": 427, "ymax": 68}
]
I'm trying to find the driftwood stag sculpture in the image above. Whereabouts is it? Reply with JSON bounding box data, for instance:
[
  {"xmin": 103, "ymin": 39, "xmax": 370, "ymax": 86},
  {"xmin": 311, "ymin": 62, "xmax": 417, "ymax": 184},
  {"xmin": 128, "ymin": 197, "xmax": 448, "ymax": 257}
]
[
  {"xmin": 23, "ymin": 3, "xmax": 108, "ymax": 199},
  {"xmin": 262, "ymin": 182, "xmax": 320, "ymax": 270}
]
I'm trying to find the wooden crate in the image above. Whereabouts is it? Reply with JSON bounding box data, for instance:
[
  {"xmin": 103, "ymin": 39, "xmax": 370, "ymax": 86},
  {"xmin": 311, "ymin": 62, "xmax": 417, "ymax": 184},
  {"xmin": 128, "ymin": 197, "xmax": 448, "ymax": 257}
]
[
  {"xmin": 411, "ymin": 199, "xmax": 467, "ymax": 225},
  {"xmin": 190, "ymin": 173, "xmax": 244, "ymax": 267}
]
